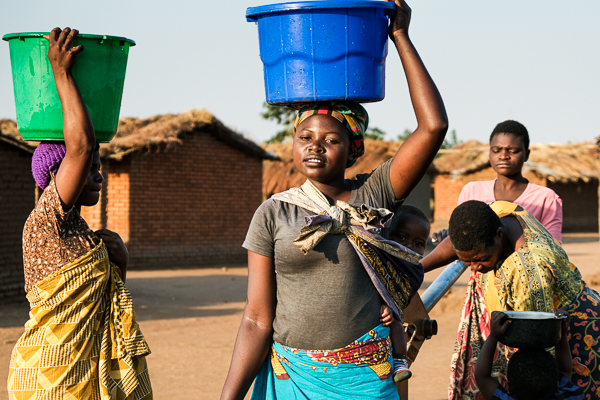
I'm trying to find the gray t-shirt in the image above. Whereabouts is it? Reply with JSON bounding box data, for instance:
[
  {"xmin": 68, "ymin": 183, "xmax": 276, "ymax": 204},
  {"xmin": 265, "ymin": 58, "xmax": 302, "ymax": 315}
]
[{"xmin": 243, "ymin": 159, "xmax": 399, "ymax": 350}]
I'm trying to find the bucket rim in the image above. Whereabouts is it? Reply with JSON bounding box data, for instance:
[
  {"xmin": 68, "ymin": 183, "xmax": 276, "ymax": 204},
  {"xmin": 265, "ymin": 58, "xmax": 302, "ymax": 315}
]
[
  {"xmin": 246, "ymin": 1, "xmax": 395, "ymax": 22},
  {"xmin": 2, "ymin": 32, "xmax": 136, "ymax": 46}
]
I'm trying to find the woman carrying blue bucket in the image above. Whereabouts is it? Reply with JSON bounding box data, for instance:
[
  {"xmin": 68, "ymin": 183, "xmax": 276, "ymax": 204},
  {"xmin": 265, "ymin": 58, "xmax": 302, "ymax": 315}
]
[
  {"xmin": 7, "ymin": 28, "xmax": 152, "ymax": 399},
  {"xmin": 221, "ymin": 0, "xmax": 448, "ymax": 399}
]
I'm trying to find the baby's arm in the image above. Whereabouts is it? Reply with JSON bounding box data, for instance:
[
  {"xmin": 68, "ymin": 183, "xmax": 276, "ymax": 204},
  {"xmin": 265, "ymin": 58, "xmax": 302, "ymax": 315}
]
[
  {"xmin": 380, "ymin": 304, "xmax": 394, "ymax": 326},
  {"xmin": 475, "ymin": 311, "xmax": 510, "ymax": 400},
  {"xmin": 381, "ymin": 304, "xmax": 408, "ymax": 358}
]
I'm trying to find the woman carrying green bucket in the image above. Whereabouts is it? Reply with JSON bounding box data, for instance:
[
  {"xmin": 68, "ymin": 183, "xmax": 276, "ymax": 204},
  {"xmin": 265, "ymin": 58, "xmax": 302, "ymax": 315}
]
[
  {"xmin": 7, "ymin": 27, "xmax": 152, "ymax": 400},
  {"xmin": 221, "ymin": 0, "xmax": 448, "ymax": 399}
]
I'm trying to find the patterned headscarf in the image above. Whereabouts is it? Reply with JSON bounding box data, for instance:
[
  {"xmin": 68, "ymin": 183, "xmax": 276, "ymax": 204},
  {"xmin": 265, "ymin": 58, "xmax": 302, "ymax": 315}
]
[
  {"xmin": 293, "ymin": 102, "xmax": 369, "ymax": 167},
  {"xmin": 31, "ymin": 141, "xmax": 67, "ymax": 190}
]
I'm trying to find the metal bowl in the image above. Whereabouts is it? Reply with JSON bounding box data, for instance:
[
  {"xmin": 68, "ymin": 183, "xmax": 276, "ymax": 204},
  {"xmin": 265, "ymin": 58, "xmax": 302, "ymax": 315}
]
[{"xmin": 498, "ymin": 311, "xmax": 566, "ymax": 349}]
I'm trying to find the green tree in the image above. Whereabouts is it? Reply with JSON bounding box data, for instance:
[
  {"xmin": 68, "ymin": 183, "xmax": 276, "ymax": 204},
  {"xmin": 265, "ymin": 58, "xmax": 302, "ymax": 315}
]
[
  {"xmin": 397, "ymin": 129, "xmax": 412, "ymax": 141},
  {"xmin": 441, "ymin": 129, "xmax": 461, "ymax": 149},
  {"xmin": 365, "ymin": 127, "xmax": 386, "ymax": 141},
  {"xmin": 260, "ymin": 102, "xmax": 296, "ymax": 144},
  {"xmin": 397, "ymin": 128, "xmax": 461, "ymax": 150}
]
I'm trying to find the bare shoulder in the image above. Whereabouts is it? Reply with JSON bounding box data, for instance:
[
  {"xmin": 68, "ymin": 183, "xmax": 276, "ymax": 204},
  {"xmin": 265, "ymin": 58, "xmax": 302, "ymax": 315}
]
[{"xmin": 501, "ymin": 214, "xmax": 525, "ymax": 249}]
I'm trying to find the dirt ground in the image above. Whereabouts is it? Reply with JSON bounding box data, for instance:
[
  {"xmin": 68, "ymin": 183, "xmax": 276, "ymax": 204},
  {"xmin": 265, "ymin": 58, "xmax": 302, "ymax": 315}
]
[{"xmin": 1, "ymin": 234, "xmax": 598, "ymax": 400}]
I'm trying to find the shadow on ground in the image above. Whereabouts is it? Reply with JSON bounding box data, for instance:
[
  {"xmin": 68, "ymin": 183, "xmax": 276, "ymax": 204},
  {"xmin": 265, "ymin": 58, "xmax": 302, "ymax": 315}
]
[
  {"xmin": 127, "ymin": 274, "xmax": 248, "ymax": 322},
  {"xmin": 0, "ymin": 273, "xmax": 249, "ymax": 328},
  {"xmin": 0, "ymin": 303, "xmax": 29, "ymax": 329},
  {"xmin": 563, "ymin": 235, "xmax": 599, "ymax": 244}
]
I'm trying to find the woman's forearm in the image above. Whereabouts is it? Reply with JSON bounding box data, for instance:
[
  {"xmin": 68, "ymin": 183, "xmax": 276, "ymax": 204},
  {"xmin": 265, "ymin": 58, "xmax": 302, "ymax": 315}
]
[
  {"xmin": 222, "ymin": 251, "xmax": 276, "ymax": 399},
  {"xmin": 54, "ymin": 72, "xmax": 95, "ymax": 154},
  {"xmin": 474, "ymin": 334, "xmax": 497, "ymax": 384},
  {"xmin": 47, "ymin": 28, "xmax": 96, "ymax": 210},
  {"xmin": 220, "ymin": 315, "xmax": 274, "ymax": 400},
  {"xmin": 388, "ymin": 28, "xmax": 448, "ymax": 199},
  {"xmin": 421, "ymin": 236, "xmax": 458, "ymax": 272}
]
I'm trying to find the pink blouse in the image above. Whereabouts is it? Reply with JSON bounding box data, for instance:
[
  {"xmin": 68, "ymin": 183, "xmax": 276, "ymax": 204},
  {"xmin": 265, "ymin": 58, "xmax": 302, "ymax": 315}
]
[{"xmin": 457, "ymin": 179, "xmax": 563, "ymax": 243}]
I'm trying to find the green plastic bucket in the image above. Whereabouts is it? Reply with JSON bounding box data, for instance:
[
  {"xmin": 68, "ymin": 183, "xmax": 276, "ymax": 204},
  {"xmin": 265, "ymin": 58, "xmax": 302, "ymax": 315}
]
[{"xmin": 2, "ymin": 32, "xmax": 135, "ymax": 142}]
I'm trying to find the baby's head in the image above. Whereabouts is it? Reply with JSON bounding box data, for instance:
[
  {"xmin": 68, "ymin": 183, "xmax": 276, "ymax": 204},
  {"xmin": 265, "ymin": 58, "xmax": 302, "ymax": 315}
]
[
  {"xmin": 390, "ymin": 205, "xmax": 431, "ymax": 256},
  {"xmin": 507, "ymin": 349, "xmax": 558, "ymax": 400}
]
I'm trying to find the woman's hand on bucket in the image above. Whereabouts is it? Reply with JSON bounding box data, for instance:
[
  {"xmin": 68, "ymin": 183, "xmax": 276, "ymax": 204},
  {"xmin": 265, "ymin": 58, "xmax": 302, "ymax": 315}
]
[
  {"xmin": 386, "ymin": 0, "xmax": 411, "ymax": 39},
  {"xmin": 96, "ymin": 229, "xmax": 129, "ymax": 280},
  {"xmin": 43, "ymin": 27, "xmax": 83, "ymax": 75}
]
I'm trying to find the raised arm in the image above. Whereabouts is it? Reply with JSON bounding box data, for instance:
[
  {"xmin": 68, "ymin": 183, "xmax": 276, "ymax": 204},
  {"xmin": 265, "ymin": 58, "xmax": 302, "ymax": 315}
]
[
  {"xmin": 44, "ymin": 27, "xmax": 96, "ymax": 211},
  {"xmin": 385, "ymin": 0, "xmax": 449, "ymax": 200},
  {"xmin": 420, "ymin": 236, "xmax": 458, "ymax": 272},
  {"xmin": 221, "ymin": 251, "xmax": 277, "ymax": 400}
]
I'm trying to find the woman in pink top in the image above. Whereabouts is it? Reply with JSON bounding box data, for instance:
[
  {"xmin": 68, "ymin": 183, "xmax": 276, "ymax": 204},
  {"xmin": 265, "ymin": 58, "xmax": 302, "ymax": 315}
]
[
  {"xmin": 457, "ymin": 120, "xmax": 562, "ymax": 243},
  {"xmin": 440, "ymin": 120, "xmax": 563, "ymax": 400}
]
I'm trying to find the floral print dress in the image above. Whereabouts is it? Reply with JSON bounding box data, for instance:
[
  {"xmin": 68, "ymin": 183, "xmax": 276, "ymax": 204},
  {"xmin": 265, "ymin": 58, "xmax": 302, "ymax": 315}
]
[{"xmin": 449, "ymin": 201, "xmax": 600, "ymax": 400}]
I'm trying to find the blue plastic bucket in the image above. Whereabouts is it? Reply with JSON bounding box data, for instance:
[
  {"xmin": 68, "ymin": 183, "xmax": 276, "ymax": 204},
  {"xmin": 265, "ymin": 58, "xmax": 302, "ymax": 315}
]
[{"xmin": 246, "ymin": 1, "xmax": 395, "ymax": 105}]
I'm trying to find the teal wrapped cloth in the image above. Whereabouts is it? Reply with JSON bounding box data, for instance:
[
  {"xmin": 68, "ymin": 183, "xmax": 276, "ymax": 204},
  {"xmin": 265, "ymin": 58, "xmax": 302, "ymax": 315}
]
[{"xmin": 251, "ymin": 325, "xmax": 399, "ymax": 400}]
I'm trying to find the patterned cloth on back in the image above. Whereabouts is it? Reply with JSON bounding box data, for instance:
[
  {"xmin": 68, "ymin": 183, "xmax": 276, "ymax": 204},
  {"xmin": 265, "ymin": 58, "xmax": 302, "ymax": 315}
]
[{"xmin": 7, "ymin": 242, "xmax": 152, "ymax": 400}]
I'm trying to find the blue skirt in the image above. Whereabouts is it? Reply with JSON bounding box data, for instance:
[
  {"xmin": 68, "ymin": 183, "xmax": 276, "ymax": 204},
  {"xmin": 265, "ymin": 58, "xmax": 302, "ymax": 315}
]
[{"xmin": 251, "ymin": 325, "xmax": 400, "ymax": 400}]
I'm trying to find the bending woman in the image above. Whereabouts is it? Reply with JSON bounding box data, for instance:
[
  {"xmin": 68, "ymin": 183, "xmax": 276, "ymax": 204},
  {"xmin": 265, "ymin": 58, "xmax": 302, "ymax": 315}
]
[
  {"xmin": 221, "ymin": 1, "xmax": 448, "ymax": 398},
  {"xmin": 422, "ymin": 200, "xmax": 600, "ymax": 399},
  {"xmin": 7, "ymin": 27, "xmax": 152, "ymax": 399}
]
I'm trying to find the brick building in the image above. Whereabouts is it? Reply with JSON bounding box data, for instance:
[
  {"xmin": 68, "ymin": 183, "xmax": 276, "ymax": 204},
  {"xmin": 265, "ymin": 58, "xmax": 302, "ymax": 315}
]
[
  {"xmin": 0, "ymin": 120, "xmax": 36, "ymax": 303},
  {"xmin": 80, "ymin": 109, "xmax": 278, "ymax": 269},
  {"xmin": 0, "ymin": 111, "xmax": 275, "ymax": 303},
  {"xmin": 431, "ymin": 140, "xmax": 600, "ymax": 232}
]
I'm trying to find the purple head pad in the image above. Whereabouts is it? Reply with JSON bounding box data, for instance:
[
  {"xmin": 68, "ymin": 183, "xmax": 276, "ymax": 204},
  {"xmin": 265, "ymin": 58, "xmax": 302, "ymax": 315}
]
[{"xmin": 31, "ymin": 141, "xmax": 67, "ymax": 190}]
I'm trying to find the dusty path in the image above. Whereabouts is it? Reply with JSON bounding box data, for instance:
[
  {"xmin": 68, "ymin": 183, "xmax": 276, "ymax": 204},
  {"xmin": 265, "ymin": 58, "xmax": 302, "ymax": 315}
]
[{"xmin": 0, "ymin": 234, "xmax": 598, "ymax": 399}]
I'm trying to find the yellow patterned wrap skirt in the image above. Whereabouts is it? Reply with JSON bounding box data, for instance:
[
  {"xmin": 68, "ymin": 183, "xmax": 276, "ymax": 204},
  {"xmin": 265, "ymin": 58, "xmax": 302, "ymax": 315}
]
[{"xmin": 7, "ymin": 241, "xmax": 152, "ymax": 400}]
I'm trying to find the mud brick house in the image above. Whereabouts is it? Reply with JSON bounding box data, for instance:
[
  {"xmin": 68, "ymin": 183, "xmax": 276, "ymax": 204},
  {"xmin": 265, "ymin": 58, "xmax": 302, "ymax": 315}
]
[
  {"xmin": 0, "ymin": 120, "xmax": 35, "ymax": 303},
  {"xmin": 80, "ymin": 109, "xmax": 278, "ymax": 269},
  {"xmin": 432, "ymin": 140, "xmax": 600, "ymax": 232},
  {"xmin": 0, "ymin": 110, "xmax": 276, "ymax": 303},
  {"xmin": 262, "ymin": 139, "xmax": 433, "ymax": 220}
]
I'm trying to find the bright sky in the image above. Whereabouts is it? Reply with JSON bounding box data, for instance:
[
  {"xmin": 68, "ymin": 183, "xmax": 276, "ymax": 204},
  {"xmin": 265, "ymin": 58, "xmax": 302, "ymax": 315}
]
[{"xmin": 1, "ymin": 1, "xmax": 599, "ymax": 146}]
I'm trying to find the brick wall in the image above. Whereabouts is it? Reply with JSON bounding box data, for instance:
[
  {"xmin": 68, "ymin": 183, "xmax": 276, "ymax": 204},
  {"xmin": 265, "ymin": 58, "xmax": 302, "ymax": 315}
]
[
  {"xmin": 0, "ymin": 142, "xmax": 34, "ymax": 303},
  {"xmin": 433, "ymin": 169, "xmax": 547, "ymax": 228},
  {"xmin": 84, "ymin": 134, "xmax": 263, "ymax": 269},
  {"xmin": 105, "ymin": 162, "xmax": 131, "ymax": 243},
  {"xmin": 549, "ymin": 181, "xmax": 599, "ymax": 233}
]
